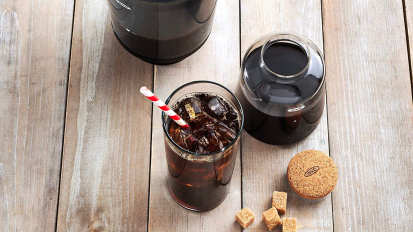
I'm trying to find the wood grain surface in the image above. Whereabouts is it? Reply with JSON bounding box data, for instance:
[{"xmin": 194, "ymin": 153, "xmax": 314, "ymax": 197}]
[
  {"xmin": 323, "ymin": 0, "xmax": 413, "ymax": 230},
  {"xmin": 0, "ymin": 0, "xmax": 74, "ymax": 231},
  {"xmin": 1, "ymin": 0, "xmax": 413, "ymax": 231},
  {"xmin": 240, "ymin": 0, "xmax": 332, "ymax": 231},
  {"xmin": 147, "ymin": 0, "xmax": 241, "ymax": 231},
  {"xmin": 56, "ymin": 0, "xmax": 153, "ymax": 231}
]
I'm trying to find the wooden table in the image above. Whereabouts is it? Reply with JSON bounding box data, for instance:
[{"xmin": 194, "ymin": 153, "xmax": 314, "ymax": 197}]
[{"xmin": 1, "ymin": 0, "xmax": 413, "ymax": 231}]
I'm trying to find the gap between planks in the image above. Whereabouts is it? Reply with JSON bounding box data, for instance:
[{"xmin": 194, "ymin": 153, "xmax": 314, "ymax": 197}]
[
  {"xmin": 320, "ymin": 0, "xmax": 335, "ymax": 231},
  {"xmin": 146, "ymin": 64, "xmax": 156, "ymax": 232},
  {"xmin": 402, "ymin": 0, "xmax": 413, "ymax": 101},
  {"xmin": 54, "ymin": 0, "xmax": 78, "ymax": 231}
]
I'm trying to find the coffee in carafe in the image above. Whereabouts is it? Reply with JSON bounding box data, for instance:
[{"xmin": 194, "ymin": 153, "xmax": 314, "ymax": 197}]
[
  {"xmin": 236, "ymin": 33, "xmax": 325, "ymax": 145},
  {"xmin": 107, "ymin": 0, "xmax": 217, "ymax": 64}
]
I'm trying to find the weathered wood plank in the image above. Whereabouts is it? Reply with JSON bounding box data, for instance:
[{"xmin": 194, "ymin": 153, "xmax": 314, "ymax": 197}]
[
  {"xmin": 405, "ymin": 0, "xmax": 413, "ymax": 84},
  {"xmin": 0, "ymin": 0, "xmax": 74, "ymax": 231},
  {"xmin": 56, "ymin": 0, "xmax": 153, "ymax": 231},
  {"xmin": 240, "ymin": 0, "xmax": 332, "ymax": 231},
  {"xmin": 147, "ymin": 0, "xmax": 241, "ymax": 231},
  {"xmin": 323, "ymin": 0, "xmax": 413, "ymax": 230}
]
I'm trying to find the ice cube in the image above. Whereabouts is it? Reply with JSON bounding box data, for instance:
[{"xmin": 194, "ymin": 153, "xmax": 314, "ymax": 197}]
[
  {"xmin": 185, "ymin": 134, "xmax": 199, "ymax": 152},
  {"xmin": 226, "ymin": 109, "xmax": 238, "ymax": 121},
  {"xmin": 190, "ymin": 115, "xmax": 215, "ymax": 130},
  {"xmin": 225, "ymin": 121, "xmax": 238, "ymax": 132},
  {"xmin": 207, "ymin": 133, "xmax": 224, "ymax": 151},
  {"xmin": 169, "ymin": 122, "xmax": 187, "ymax": 149},
  {"xmin": 185, "ymin": 97, "xmax": 203, "ymax": 121},
  {"xmin": 177, "ymin": 106, "xmax": 184, "ymax": 115},
  {"xmin": 184, "ymin": 134, "xmax": 210, "ymax": 153},
  {"xmin": 178, "ymin": 97, "xmax": 203, "ymax": 122},
  {"xmin": 203, "ymin": 97, "xmax": 228, "ymax": 120},
  {"xmin": 215, "ymin": 122, "xmax": 237, "ymax": 141},
  {"xmin": 204, "ymin": 123, "xmax": 215, "ymax": 133},
  {"xmin": 185, "ymin": 103, "xmax": 196, "ymax": 120},
  {"xmin": 199, "ymin": 136, "xmax": 210, "ymax": 147},
  {"xmin": 188, "ymin": 97, "xmax": 203, "ymax": 115}
]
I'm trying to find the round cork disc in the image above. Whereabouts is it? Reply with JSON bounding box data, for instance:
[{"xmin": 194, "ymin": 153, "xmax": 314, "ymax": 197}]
[{"xmin": 287, "ymin": 150, "xmax": 338, "ymax": 200}]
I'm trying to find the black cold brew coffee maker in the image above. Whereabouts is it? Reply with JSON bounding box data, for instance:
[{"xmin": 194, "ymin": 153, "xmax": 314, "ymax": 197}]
[{"xmin": 107, "ymin": 0, "xmax": 218, "ymax": 64}]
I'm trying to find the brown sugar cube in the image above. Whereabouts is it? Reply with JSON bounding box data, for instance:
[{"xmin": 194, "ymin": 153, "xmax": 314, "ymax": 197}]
[
  {"xmin": 282, "ymin": 218, "xmax": 297, "ymax": 232},
  {"xmin": 236, "ymin": 207, "xmax": 255, "ymax": 229},
  {"xmin": 272, "ymin": 191, "xmax": 287, "ymax": 214},
  {"xmin": 262, "ymin": 207, "xmax": 281, "ymax": 230}
]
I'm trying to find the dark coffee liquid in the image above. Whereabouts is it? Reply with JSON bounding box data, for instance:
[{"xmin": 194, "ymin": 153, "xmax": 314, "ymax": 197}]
[
  {"xmin": 165, "ymin": 93, "xmax": 240, "ymax": 210},
  {"xmin": 237, "ymin": 43, "xmax": 325, "ymax": 145},
  {"xmin": 108, "ymin": 0, "xmax": 217, "ymax": 64},
  {"xmin": 263, "ymin": 43, "xmax": 308, "ymax": 76}
]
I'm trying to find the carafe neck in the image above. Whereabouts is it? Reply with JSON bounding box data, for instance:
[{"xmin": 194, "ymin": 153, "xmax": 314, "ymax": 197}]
[{"xmin": 259, "ymin": 33, "xmax": 311, "ymax": 84}]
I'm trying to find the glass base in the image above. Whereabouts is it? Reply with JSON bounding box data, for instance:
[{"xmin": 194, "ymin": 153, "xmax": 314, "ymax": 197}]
[
  {"xmin": 168, "ymin": 186, "xmax": 227, "ymax": 212},
  {"xmin": 243, "ymin": 128, "xmax": 311, "ymax": 145}
]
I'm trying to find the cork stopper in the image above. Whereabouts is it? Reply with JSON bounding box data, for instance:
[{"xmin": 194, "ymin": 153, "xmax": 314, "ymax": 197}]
[{"xmin": 287, "ymin": 150, "xmax": 338, "ymax": 200}]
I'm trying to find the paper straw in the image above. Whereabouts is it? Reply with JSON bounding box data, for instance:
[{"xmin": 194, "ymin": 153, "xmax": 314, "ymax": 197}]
[{"xmin": 140, "ymin": 86, "xmax": 190, "ymax": 130}]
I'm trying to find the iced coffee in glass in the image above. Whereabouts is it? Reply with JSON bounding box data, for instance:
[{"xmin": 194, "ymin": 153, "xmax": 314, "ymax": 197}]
[{"xmin": 162, "ymin": 81, "xmax": 244, "ymax": 211}]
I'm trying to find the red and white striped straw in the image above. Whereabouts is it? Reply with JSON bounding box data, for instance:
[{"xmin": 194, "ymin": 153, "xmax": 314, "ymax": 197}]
[{"xmin": 140, "ymin": 86, "xmax": 190, "ymax": 130}]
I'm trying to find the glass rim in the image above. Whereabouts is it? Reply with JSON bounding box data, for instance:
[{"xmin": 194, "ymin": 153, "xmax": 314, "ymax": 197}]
[
  {"xmin": 260, "ymin": 32, "xmax": 311, "ymax": 79},
  {"xmin": 162, "ymin": 80, "xmax": 244, "ymax": 157}
]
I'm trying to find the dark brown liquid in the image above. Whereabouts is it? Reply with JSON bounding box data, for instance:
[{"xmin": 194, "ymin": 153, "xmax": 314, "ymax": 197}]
[
  {"xmin": 111, "ymin": 18, "xmax": 213, "ymax": 64},
  {"xmin": 168, "ymin": 93, "xmax": 240, "ymax": 153},
  {"xmin": 165, "ymin": 93, "xmax": 240, "ymax": 210},
  {"xmin": 237, "ymin": 43, "xmax": 325, "ymax": 145},
  {"xmin": 108, "ymin": 0, "xmax": 217, "ymax": 64},
  {"xmin": 264, "ymin": 43, "xmax": 308, "ymax": 76}
]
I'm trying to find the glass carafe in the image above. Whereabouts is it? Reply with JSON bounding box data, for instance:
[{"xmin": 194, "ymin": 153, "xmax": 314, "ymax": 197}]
[
  {"xmin": 107, "ymin": 0, "xmax": 218, "ymax": 64},
  {"xmin": 236, "ymin": 32, "xmax": 325, "ymax": 145}
]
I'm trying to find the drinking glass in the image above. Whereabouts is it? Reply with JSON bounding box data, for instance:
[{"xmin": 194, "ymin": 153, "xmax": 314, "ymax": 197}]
[{"xmin": 162, "ymin": 81, "xmax": 244, "ymax": 211}]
